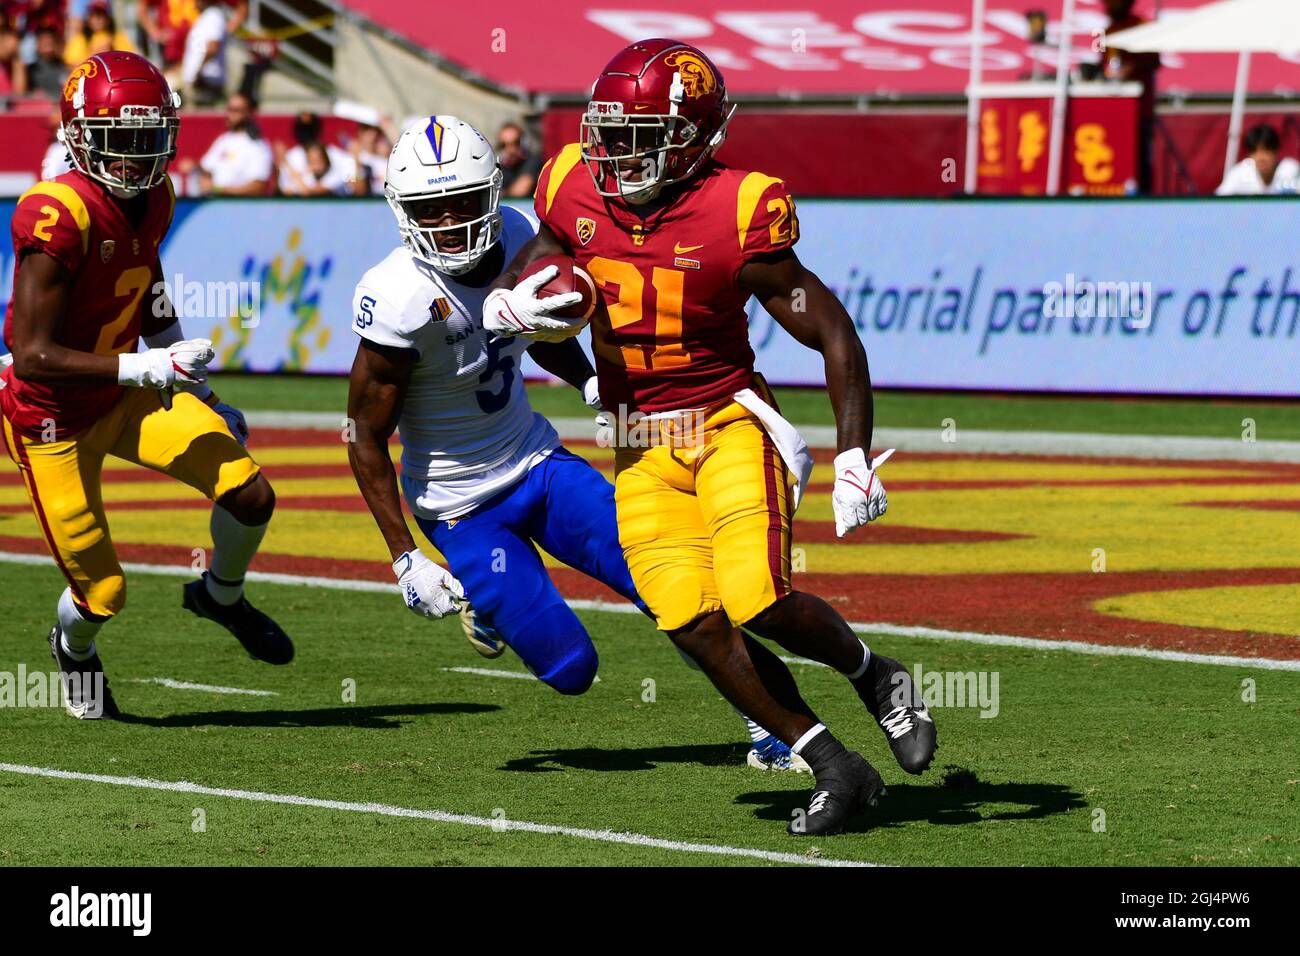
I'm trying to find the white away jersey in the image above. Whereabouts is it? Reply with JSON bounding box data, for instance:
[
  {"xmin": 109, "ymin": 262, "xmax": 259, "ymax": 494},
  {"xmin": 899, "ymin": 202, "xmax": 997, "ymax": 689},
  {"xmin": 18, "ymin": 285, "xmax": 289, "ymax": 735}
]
[{"xmin": 352, "ymin": 206, "xmax": 558, "ymax": 520}]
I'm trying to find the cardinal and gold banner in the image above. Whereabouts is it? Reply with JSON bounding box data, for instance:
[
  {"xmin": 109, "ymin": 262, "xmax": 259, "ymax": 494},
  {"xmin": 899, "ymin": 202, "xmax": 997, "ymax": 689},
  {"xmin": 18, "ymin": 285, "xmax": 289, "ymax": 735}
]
[{"xmin": 975, "ymin": 86, "xmax": 1141, "ymax": 196}]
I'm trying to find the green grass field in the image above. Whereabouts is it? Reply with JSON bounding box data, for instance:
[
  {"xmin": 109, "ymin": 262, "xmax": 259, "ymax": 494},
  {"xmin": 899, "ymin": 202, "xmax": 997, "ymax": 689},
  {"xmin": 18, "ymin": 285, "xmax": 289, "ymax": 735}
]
[
  {"xmin": 208, "ymin": 372, "xmax": 1300, "ymax": 440},
  {"xmin": 3, "ymin": 562, "xmax": 1298, "ymax": 866},
  {"xmin": 3, "ymin": 377, "xmax": 1299, "ymax": 867}
]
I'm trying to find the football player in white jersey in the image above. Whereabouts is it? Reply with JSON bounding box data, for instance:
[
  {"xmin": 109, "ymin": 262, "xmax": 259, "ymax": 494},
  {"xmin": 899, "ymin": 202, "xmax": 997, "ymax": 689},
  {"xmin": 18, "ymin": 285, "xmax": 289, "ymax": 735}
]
[{"xmin": 346, "ymin": 115, "xmax": 807, "ymax": 770}]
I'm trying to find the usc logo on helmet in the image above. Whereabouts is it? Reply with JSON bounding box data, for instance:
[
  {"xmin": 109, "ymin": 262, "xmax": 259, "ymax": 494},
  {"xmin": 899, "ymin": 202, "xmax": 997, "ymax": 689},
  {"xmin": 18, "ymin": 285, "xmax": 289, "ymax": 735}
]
[
  {"xmin": 63, "ymin": 59, "xmax": 98, "ymax": 102},
  {"xmin": 663, "ymin": 50, "xmax": 716, "ymax": 99}
]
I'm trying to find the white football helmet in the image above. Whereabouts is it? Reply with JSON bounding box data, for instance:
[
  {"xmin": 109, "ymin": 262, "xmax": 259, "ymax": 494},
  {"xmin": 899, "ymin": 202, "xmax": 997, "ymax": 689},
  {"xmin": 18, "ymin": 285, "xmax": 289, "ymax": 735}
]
[{"xmin": 384, "ymin": 115, "xmax": 503, "ymax": 275}]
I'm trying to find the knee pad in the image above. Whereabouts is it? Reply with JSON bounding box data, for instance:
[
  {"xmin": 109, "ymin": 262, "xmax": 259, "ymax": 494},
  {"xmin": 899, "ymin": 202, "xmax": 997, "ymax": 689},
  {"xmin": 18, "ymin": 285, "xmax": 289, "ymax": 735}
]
[{"xmin": 521, "ymin": 604, "xmax": 599, "ymax": 696}]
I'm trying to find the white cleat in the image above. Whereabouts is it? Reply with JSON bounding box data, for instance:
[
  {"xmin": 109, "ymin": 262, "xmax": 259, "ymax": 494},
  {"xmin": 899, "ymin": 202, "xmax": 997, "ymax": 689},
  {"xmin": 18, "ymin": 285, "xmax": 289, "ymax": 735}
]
[{"xmin": 460, "ymin": 604, "xmax": 506, "ymax": 659}]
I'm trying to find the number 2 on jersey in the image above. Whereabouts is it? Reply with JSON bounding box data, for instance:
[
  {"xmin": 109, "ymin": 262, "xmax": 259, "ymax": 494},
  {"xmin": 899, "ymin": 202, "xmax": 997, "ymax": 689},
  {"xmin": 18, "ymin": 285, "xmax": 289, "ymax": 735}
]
[
  {"xmin": 94, "ymin": 266, "xmax": 153, "ymax": 356},
  {"xmin": 585, "ymin": 256, "xmax": 689, "ymax": 371}
]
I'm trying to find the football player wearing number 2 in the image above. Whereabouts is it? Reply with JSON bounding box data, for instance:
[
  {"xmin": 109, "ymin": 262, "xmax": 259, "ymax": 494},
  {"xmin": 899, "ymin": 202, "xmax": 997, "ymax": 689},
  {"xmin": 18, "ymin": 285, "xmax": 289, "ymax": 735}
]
[
  {"xmin": 1, "ymin": 53, "xmax": 293, "ymax": 720},
  {"xmin": 347, "ymin": 116, "xmax": 808, "ymax": 772},
  {"xmin": 486, "ymin": 39, "xmax": 937, "ymax": 836}
]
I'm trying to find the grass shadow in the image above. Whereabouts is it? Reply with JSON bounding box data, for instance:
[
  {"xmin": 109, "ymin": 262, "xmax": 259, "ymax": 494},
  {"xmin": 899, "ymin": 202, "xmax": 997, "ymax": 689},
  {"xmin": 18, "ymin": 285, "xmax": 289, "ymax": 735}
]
[
  {"xmin": 735, "ymin": 766, "xmax": 1086, "ymax": 832},
  {"xmin": 501, "ymin": 741, "xmax": 746, "ymax": 773},
  {"xmin": 116, "ymin": 701, "xmax": 498, "ymax": 729}
]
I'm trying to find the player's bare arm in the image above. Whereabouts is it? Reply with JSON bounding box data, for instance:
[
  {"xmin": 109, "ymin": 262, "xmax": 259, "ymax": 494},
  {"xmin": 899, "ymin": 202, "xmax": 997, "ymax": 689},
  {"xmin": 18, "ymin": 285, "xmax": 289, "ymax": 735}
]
[
  {"xmin": 9, "ymin": 251, "xmax": 120, "ymax": 383},
  {"xmin": 739, "ymin": 249, "xmax": 873, "ymax": 454},
  {"xmin": 346, "ymin": 338, "xmax": 419, "ymax": 561},
  {"xmin": 527, "ymin": 337, "xmax": 596, "ymax": 391}
]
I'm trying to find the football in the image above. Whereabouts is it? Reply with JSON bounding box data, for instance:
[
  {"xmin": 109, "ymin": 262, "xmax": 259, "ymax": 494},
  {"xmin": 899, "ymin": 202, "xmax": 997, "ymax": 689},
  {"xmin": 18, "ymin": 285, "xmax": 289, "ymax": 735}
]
[{"xmin": 518, "ymin": 254, "xmax": 600, "ymax": 323}]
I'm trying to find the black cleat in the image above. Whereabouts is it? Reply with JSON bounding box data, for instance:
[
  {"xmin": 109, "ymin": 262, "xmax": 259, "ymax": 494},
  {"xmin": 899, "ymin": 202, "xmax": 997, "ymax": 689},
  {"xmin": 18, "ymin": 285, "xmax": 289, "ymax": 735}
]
[
  {"xmin": 856, "ymin": 653, "xmax": 937, "ymax": 775},
  {"xmin": 183, "ymin": 574, "xmax": 294, "ymax": 665},
  {"xmin": 48, "ymin": 626, "xmax": 120, "ymax": 719},
  {"xmin": 788, "ymin": 750, "xmax": 884, "ymax": 837}
]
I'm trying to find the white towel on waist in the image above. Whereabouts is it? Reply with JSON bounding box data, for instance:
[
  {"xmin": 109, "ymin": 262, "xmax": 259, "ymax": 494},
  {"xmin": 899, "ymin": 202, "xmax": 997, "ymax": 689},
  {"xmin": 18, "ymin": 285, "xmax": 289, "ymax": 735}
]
[{"xmin": 732, "ymin": 388, "xmax": 815, "ymax": 513}]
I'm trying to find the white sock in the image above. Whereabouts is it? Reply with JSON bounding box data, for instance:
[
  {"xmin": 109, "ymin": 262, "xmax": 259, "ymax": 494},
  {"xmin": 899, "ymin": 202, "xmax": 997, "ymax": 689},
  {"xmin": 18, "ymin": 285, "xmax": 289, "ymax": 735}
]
[
  {"xmin": 844, "ymin": 640, "xmax": 871, "ymax": 680},
  {"xmin": 206, "ymin": 504, "xmax": 268, "ymax": 606},
  {"xmin": 791, "ymin": 722, "xmax": 828, "ymax": 755},
  {"xmin": 742, "ymin": 715, "xmax": 771, "ymax": 745},
  {"xmin": 57, "ymin": 588, "xmax": 102, "ymax": 661}
]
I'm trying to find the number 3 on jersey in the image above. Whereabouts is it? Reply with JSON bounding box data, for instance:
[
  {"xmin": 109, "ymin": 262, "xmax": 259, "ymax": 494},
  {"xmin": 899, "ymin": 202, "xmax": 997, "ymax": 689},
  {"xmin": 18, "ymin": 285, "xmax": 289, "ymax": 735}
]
[{"xmin": 586, "ymin": 256, "xmax": 690, "ymax": 371}]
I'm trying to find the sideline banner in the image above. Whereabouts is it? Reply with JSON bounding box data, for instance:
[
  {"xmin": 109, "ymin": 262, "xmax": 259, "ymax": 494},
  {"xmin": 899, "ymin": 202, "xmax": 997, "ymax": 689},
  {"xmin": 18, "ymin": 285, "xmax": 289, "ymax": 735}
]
[{"xmin": 1, "ymin": 197, "xmax": 1296, "ymax": 396}]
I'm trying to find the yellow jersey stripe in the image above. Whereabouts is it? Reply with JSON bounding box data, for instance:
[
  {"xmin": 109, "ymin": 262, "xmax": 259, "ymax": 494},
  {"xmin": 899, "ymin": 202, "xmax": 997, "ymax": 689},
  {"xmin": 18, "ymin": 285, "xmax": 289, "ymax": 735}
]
[
  {"xmin": 736, "ymin": 172, "xmax": 783, "ymax": 252},
  {"xmin": 18, "ymin": 182, "xmax": 92, "ymax": 255},
  {"xmin": 543, "ymin": 143, "xmax": 585, "ymax": 217}
]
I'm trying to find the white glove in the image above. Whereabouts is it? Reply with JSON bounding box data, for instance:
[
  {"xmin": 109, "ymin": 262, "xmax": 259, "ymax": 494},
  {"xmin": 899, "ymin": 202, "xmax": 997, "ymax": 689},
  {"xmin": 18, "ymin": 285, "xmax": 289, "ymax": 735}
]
[
  {"xmin": 483, "ymin": 265, "xmax": 586, "ymax": 341},
  {"xmin": 392, "ymin": 549, "xmax": 466, "ymax": 620},
  {"xmin": 831, "ymin": 447, "xmax": 894, "ymax": 538},
  {"xmin": 118, "ymin": 338, "xmax": 214, "ymax": 391},
  {"xmin": 582, "ymin": 375, "xmax": 610, "ymax": 428}
]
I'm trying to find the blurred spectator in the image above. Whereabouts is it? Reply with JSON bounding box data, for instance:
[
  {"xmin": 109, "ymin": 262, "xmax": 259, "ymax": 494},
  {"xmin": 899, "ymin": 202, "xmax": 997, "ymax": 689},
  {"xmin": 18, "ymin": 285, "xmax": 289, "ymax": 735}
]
[
  {"xmin": 1217, "ymin": 124, "xmax": 1300, "ymax": 195},
  {"xmin": 41, "ymin": 109, "xmax": 70, "ymax": 179},
  {"xmin": 1099, "ymin": 0, "xmax": 1160, "ymax": 193},
  {"xmin": 278, "ymin": 140, "xmax": 362, "ymax": 196},
  {"xmin": 26, "ymin": 23, "xmax": 64, "ymax": 97},
  {"xmin": 0, "ymin": 14, "xmax": 28, "ymax": 95},
  {"xmin": 11, "ymin": 1, "xmax": 68, "ymax": 64},
  {"xmin": 139, "ymin": 0, "xmax": 244, "ymax": 90},
  {"xmin": 334, "ymin": 101, "xmax": 393, "ymax": 195},
  {"xmin": 497, "ymin": 121, "xmax": 541, "ymax": 198},
  {"xmin": 188, "ymin": 92, "xmax": 271, "ymax": 195},
  {"xmin": 181, "ymin": 0, "xmax": 227, "ymax": 106},
  {"xmin": 277, "ymin": 111, "xmax": 356, "ymax": 193},
  {"xmin": 64, "ymin": 2, "xmax": 134, "ymax": 65}
]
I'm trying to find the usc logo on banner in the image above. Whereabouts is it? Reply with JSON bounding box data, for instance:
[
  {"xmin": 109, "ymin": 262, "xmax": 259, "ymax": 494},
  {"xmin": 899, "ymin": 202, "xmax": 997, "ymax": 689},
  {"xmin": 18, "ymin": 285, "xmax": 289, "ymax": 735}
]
[{"xmin": 1075, "ymin": 124, "xmax": 1116, "ymax": 184}]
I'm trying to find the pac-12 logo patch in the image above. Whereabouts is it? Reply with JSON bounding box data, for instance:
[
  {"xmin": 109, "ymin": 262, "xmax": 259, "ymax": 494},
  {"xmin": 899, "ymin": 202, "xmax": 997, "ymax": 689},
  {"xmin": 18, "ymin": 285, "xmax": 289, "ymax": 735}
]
[
  {"xmin": 576, "ymin": 217, "xmax": 596, "ymax": 246},
  {"xmin": 99, "ymin": 240, "xmax": 115, "ymax": 263}
]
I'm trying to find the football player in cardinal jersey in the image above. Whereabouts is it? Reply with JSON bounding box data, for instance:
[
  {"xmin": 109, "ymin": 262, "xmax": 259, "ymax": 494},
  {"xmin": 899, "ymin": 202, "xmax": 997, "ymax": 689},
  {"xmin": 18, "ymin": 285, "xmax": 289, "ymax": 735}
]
[
  {"xmin": 485, "ymin": 39, "xmax": 938, "ymax": 835},
  {"xmin": 1, "ymin": 52, "xmax": 293, "ymax": 719},
  {"xmin": 346, "ymin": 116, "xmax": 809, "ymax": 771}
]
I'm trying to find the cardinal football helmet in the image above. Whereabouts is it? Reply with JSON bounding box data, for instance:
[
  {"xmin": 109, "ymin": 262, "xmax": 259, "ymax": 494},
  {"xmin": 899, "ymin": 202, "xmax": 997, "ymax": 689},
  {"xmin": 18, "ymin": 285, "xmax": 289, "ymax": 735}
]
[
  {"xmin": 384, "ymin": 115, "xmax": 503, "ymax": 275},
  {"xmin": 59, "ymin": 51, "xmax": 180, "ymax": 197},
  {"xmin": 580, "ymin": 38, "xmax": 735, "ymax": 205}
]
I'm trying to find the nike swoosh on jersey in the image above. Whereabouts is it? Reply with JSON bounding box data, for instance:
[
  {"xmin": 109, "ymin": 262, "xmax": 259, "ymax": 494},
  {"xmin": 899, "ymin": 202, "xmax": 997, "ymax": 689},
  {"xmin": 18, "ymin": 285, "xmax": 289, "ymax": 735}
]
[{"xmin": 673, "ymin": 242, "xmax": 705, "ymax": 254}]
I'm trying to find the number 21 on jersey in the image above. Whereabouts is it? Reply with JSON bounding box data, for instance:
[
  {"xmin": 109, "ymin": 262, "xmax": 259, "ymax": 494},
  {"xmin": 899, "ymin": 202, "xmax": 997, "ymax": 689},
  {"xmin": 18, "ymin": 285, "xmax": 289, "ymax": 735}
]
[{"xmin": 585, "ymin": 256, "xmax": 689, "ymax": 371}]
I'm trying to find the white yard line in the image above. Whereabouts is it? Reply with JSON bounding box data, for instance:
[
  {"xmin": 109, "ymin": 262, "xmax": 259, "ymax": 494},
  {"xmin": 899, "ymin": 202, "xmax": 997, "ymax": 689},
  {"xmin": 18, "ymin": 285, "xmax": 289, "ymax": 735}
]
[
  {"xmin": 441, "ymin": 666, "xmax": 539, "ymax": 680},
  {"xmin": 130, "ymin": 677, "xmax": 277, "ymax": 697},
  {"xmin": 0, "ymin": 763, "xmax": 874, "ymax": 868},
  {"xmin": 243, "ymin": 411, "xmax": 1300, "ymax": 462},
  {"xmin": 3, "ymin": 551, "xmax": 1297, "ymax": 671}
]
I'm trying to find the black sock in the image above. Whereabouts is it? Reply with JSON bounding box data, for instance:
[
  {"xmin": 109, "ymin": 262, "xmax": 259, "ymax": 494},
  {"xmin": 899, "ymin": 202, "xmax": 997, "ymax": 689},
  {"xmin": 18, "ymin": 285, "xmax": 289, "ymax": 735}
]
[{"xmin": 792, "ymin": 724, "xmax": 847, "ymax": 776}]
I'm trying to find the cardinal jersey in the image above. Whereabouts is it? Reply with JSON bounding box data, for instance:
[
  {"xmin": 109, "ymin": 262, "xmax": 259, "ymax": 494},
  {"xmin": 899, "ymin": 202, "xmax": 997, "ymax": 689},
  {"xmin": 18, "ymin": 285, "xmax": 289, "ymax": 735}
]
[
  {"xmin": 352, "ymin": 205, "xmax": 558, "ymax": 521},
  {"xmin": 2, "ymin": 170, "xmax": 176, "ymax": 440},
  {"xmin": 535, "ymin": 144, "xmax": 799, "ymax": 414}
]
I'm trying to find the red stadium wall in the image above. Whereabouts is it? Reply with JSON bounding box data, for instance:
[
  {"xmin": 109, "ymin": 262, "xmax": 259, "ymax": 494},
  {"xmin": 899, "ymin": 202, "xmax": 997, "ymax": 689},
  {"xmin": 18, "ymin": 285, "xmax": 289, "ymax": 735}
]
[{"xmin": 542, "ymin": 107, "xmax": 1300, "ymax": 197}]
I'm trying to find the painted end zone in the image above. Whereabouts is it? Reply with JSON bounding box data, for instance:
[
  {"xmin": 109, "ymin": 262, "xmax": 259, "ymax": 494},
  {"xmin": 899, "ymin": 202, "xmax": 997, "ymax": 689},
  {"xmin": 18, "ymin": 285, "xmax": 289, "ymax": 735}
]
[{"xmin": 1, "ymin": 428, "xmax": 1297, "ymax": 662}]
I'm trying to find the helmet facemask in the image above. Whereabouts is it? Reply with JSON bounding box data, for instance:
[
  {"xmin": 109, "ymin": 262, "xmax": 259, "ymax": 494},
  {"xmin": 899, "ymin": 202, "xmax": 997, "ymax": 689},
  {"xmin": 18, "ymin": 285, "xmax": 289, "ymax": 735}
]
[
  {"xmin": 63, "ymin": 104, "xmax": 178, "ymax": 198},
  {"xmin": 386, "ymin": 170, "xmax": 503, "ymax": 276},
  {"xmin": 581, "ymin": 100, "xmax": 735, "ymax": 205}
]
